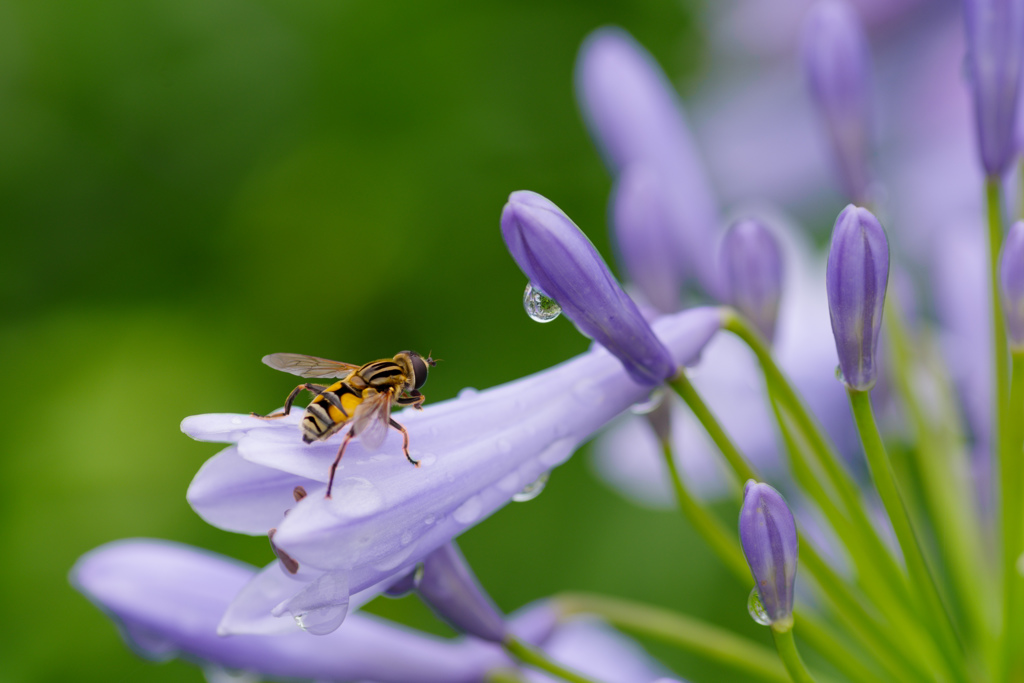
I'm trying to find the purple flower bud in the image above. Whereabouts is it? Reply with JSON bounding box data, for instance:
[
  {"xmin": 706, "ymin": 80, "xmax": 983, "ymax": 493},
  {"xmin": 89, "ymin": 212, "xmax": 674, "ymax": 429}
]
[
  {"xmin": 719, "ymin": 219, "xmax": 783, "ymax": 342},
  {"xmin": 415, "ymin": 542, "xmax": 506, "ymax": 643},
  {"xmin": 801, "ymin": 0, "xmax": 873, "ymax": 202},
  {"xmin": 501, "ymin": 190, "xmax": 676, "ymax": 385},
  {"xmin": 1000, "ymin": 220, "xmax": 1024, "ymax": 350},
  {"xmin": 611, "ymin": 165, "xmax": 684, "ymax": 313},
  {"xmin": 964, "ymin": 0, "xmax": 1024, "ymax": 177},
  {"xmin": 826, "ymin": 205, "xmax": 889, "ymax": 391},
  {"xmin": 739, "ymin": 481, "xmax": 798, "ymax": 626}
]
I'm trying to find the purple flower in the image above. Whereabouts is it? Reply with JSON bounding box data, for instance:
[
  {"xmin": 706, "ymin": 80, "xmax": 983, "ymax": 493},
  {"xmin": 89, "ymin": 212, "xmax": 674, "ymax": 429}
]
[
  {"xmin": 184, "ymin": 308, "xmax": 723, "ymax": 634},
  {"xmin": 501, "ymin": 190, "xmax": 676, "ymax": 385},
  {"xmin": 964, "ymin": 0, "xmax": 1024, "ymax": 177},
  {"xmin": 801, "ymin": 0, "xmax": 874, "ymax": 202},
  {"xmin": 575, "ymin": 27, "xmax": 722, "ymax": 298},
  {"xmin": 719, "ymin": 219, "xmax": 784, "ymax": 342},
  {"xmin": 739, "ymin": 481, "xmax": 798, "ymax": 627},
  {"xmin": 409, "ymin": 542, "xmax": 506, "ymax": 643},
  {"xmin": 611, "ymin": 165, "xmax": 684, "ymax": 313},
  {"xmin": 826, "ymin": 205, "xmax": 889, "ymax": 391},
  {"xmin": 70, "ymin": 540, "xmax": 546, "ymax": 683},
  {"xmin": 1000, "ymin": 220, "xmax": 1024, "ymax": 349},
  {"xmin": 72, "ymin": 539, "xmax": 680, "ymax": 683}
]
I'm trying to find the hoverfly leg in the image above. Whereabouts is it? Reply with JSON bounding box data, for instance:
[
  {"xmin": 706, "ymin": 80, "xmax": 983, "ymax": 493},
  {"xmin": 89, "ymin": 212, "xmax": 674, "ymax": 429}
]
[
  {"xmin": 396, "ymin": 390, "xmax": 425, "ymax": 410},
  {"xmin": 389, "ymin": 418, "xmax": 419, "ymax": 467},
  {"xmin": 252, "ymin": 383, "xmax": 327, "ymax": 419},
  {"xmin": 325, "ymin": 430, "xmax": 356, "ymax": 498}
]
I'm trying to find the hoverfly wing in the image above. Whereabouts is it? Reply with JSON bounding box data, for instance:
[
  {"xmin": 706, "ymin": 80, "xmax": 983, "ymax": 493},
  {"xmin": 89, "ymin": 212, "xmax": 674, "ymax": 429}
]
[
  {"xmin": 261, "ymin": 353, "xmax": 360, "ymax": 378},
  {"xmin": 350, "ymin": 390, "xmax": 393, "ymax": 450}
]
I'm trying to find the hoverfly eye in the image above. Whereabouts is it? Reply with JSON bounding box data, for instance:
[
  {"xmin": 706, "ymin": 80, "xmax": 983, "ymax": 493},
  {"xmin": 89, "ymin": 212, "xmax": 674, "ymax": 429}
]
[{"xmin": 410, "ymin": 353, "xmax": 429, "ymax": 389}]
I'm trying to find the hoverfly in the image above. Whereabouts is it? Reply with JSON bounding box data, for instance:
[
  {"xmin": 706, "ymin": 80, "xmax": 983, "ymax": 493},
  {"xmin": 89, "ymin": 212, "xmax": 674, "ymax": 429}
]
[{"xmin": 252, "ymin": 350, "xmax": 436, "ymax": 497}]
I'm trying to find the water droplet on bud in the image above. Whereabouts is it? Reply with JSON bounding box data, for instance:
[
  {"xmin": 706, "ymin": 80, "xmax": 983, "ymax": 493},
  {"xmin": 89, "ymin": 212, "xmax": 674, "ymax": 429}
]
[
  {"xmin": 524, "ymin": 283, "xmax": 561, "ymax": 322},
  {"xmin": 513, "ymin": 471, "xmax": 550, "ymax": 502},
  {"xmin": 630, "ymin": 387, "xmax": 666, "ymax": 415},
  {"xmin": 747, "ymin": 587, "xmax": 771, "ymax": 626}
]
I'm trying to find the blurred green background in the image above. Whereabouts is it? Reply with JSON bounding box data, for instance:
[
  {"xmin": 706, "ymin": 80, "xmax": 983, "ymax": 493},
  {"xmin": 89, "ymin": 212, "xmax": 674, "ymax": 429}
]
[{"xmin": 0, "ymin": 1, "xmax": 769, "ymax": 680}]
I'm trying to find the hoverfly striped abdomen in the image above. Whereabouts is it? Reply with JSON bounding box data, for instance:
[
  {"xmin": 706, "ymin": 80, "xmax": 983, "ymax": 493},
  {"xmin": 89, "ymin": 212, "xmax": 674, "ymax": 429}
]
[{"xmin": 301, "ymin": 379, "xmax": 363, "ymax": 442}]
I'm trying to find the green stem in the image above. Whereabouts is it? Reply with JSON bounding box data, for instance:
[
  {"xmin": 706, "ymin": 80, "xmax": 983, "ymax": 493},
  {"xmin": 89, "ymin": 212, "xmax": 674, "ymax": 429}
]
[
  {"xmin": 884, "ymin": 298, "xmax": 995, "ymax": 672},
  {"xmin": 655, "ymin": 430, "xmax": 751, "ymax": 582},
  {"xmin": 555, "ymin": 593, "xmax": 791, "ymax": 683},
  {"xmin": 667, "ymin": 365, "xmax": 933, "ymax": 682},
  {"xmin": 771, "ymin": 624, "xmax": 817, "ymax": 683},
  {"xmin": 1002, "ymin": 352, "xmax": 1024, "ymax": 682},
  {"xmin": 722, "ymin": 312, "xmax": 910, "ymax": 605},
  {"xmin": 502, "ymin": 636, "xmax": 602, "ymax": 683},
  {"xmin": 847, "ymin": 389, "xmax": 967, "ymax": 683}
]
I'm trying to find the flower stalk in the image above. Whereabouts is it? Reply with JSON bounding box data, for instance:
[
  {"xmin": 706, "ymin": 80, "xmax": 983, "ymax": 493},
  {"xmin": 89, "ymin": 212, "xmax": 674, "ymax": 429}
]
[{"xmin": 502, "ymin": 636, "xmax": 602, "ymax": 683}]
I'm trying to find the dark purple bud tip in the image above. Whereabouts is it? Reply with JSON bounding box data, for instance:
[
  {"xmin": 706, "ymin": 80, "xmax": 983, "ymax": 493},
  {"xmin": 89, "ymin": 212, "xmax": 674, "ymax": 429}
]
[
  {"xmin": 826, "ymin": 204, "xmax": 889, "ymax": 391},
  {"xmin": 1000, "ymin": 221, "xmax": 1024, "ymax": 350},
  {"xmin": 739, "ymin": 481, "xmax": 798, "ymax": 627},
  {"xmin": 501, "ymin": 190, "xmax": 676, "ymax": 385},
  {"xmin": 964, "ymin": 0, "xmax": 1024, "ymax": 177},
  {"xmin": 415, "ymin": 542, "xmax": 506, "ymax": 643},
  {"xmin": 720, "ymin": 219, "xmax": 783, "ymax": 342},
  {"xmin": 801, "ymin": 0, "xmax": 873, "ymax": 202}
]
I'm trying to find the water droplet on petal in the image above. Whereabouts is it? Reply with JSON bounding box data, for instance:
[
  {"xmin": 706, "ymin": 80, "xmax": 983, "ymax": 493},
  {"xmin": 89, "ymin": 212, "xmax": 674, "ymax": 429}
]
[
  {"xmin": 294, "ymin": 603, "xmax": 348, "ymax": 635},
  {"xmin": 413, "ymin": 562, "xmax": 425, "ymax": 588},
  {"xmin": 424, "ymin": 513, "xmax": 436, "ymax": 525},
  {"xmin": 747, "ymin": 587, "xmax": 771, "ymax": 626},
  {"xmin": 834, "ymin": 365, "xmax": 844, "ymax": 382},
  {"xmin": 458, "ymin": 387, "xmax": 479, "ymax": 399},
  {"xmin": 538, "ymin": 437, "xmax": 576, "ymax": 468},
  {"xmin": 453, "ymin": 495, "xmax": 483, "ymax": 524},
  {"xmin": 497, "ymin": 471, "xmax": 521, "ymax": 493},
  {"xmin": 417, "ymin": 453, "xmax": 437, "ymax": 467},
  {"xmin": 230, "ymin": 417, "xmax": 242, "ymax": 425},
  {"xmin": 524, "ymin": 283, "xmax": 561, "ymax": 322},
  {"xmin": 630, "ymin": 387, "xmax": 666, "ymax": 415},
  {"xmin": 513, "ymin": 471, "xmax": 550, "ymax": 502},
  {"xmin": 400, "ymin": 530, "xmax": 413, "ymax": 546}
]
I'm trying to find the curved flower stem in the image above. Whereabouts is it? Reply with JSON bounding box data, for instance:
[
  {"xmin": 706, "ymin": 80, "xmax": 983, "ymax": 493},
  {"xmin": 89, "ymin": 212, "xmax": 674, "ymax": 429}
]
[
  {"xmin": 502, "ymin": 636, "xmax": 603, "ymax": 683},
  {"xmin": 486, "ymin": 668, "xmax": 527, "ymax": 683},
  {"xmin": 771, "ymin": 624, "xmax": 817, "ymax": 683},
  {"xmin": 722, "ymin": 311, "xmax": 909, "ymax": 603},
  {"xmin": 847, "ymin": 389, "xmax": 968, "ymax": 683},
  {"xmin": 667, "ymin": 370, "xmax": 932, "ymax": 682},
  {"xmin": 555, "ymin": 592, "xmax": 792, "ymax": 683},
  {"xmin": 655, "ymin": 432, "xmax": 750, "ymax": 581}
]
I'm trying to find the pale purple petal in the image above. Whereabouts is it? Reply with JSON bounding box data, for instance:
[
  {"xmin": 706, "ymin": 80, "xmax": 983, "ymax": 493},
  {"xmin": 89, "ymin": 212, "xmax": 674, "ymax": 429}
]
[
  {"xmin": 188, "ymin": 446, "xmax": 318, "ymax": 536},
  {"xmin": 70, "ymin": 540, "xmax": 511, "ymax": 683},
  {"xmin": 416, "ymin": 542, "xmax": 506, "ymax": 642},
  {"xmin": 186, "ymin": 308, "xmax": 721, "ymax": 614}
]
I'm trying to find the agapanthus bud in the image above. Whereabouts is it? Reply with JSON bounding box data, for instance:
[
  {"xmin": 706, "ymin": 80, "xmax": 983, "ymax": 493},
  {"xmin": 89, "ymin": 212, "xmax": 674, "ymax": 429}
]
[
  {"xmin": 414, "ymin": 542, "xmax": 506, "ymax": 643},
  {"xmin": 964, "ymin": 0, "xmax": 1024, "ymax": 177},
  {"xmin": 719, "ymin": 220, "xmax": 783, "ymax": 342},
  {"xmin": 826, "ymin": 205, "xmax": 889, "ymax": 391},
  {"xmin": 801, "ymin": 0, "xmax": 873, "ymax": 202},
  {"xmin": 1000, "ymin": 220, "xmax": 1024, "ymax": 350},
  {"xmin": 739, "ymin": 481, "xmax": 798, "ymax": 628},
  {"xmin": 611, "ymin": 165, "xmax": 684, "ymax": 313},
  {"xmin": 502, "ymin": 190, "xmax": 676, "ymax": 385}
]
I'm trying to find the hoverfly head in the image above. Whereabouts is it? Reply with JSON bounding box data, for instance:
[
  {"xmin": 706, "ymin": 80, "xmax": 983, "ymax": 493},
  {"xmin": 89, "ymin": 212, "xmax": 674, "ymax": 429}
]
[{"xmin": 399, "ymin": 350, "xmax": 434, "ymax": 390}]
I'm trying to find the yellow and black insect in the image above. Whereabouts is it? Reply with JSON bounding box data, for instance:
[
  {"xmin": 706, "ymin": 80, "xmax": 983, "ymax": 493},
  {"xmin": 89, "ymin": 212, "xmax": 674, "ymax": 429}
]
[{"xmin": 253, "ymin": 350, "xmax": 436, "ymax": 497}]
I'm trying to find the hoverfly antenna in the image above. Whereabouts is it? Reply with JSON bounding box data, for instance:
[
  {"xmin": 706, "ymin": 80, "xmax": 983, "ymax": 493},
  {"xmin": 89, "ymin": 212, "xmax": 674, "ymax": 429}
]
[{"xmin": 426, "ymin": 350, "xmax": 439, "ymax": 366}]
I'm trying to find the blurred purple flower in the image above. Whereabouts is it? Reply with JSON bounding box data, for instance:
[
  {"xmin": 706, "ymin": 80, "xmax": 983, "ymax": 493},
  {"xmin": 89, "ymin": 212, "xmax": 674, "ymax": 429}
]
[
  {"xmin": 501, "ymin": 190, "xmax": 676, "ymax": 385},
  {"xmin": 71, "ymin": 540, "xmax": 547, "ymax": 683},
  {"xmin": 73, "ymin": 539, "xmax": 675, "ymax": 683},
  {"xmin": 739, "ymin": 481, "xmax": 798, "ymax": 627},
  {"xmin": 801, "ymin": 0, "xmax": 874, "ymax": 202},
  {"xmin": 611, "ymin": 165, "xmax": 684, "ymax": 313},
  {"xmin": 720, "ymin": 219, "xmax": 784, "ymax": 341},
  {"xmin": 1000, "ymin": 220, "xmax": 1024, "ymax": 349},
  {"xmin": 963, "ymin": 0, "xmax": 1024, "ymax": 177},
  {"xmin": 826, "ymin": 205, "xmax": 890, "ymax": 391},
  {"xmin": 575, "ymin": 27, "xmax": 722, "ymax": 298},
  {"xmin": 184, "ymin": 308, "xmax": 722, "ymax": 633}
]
